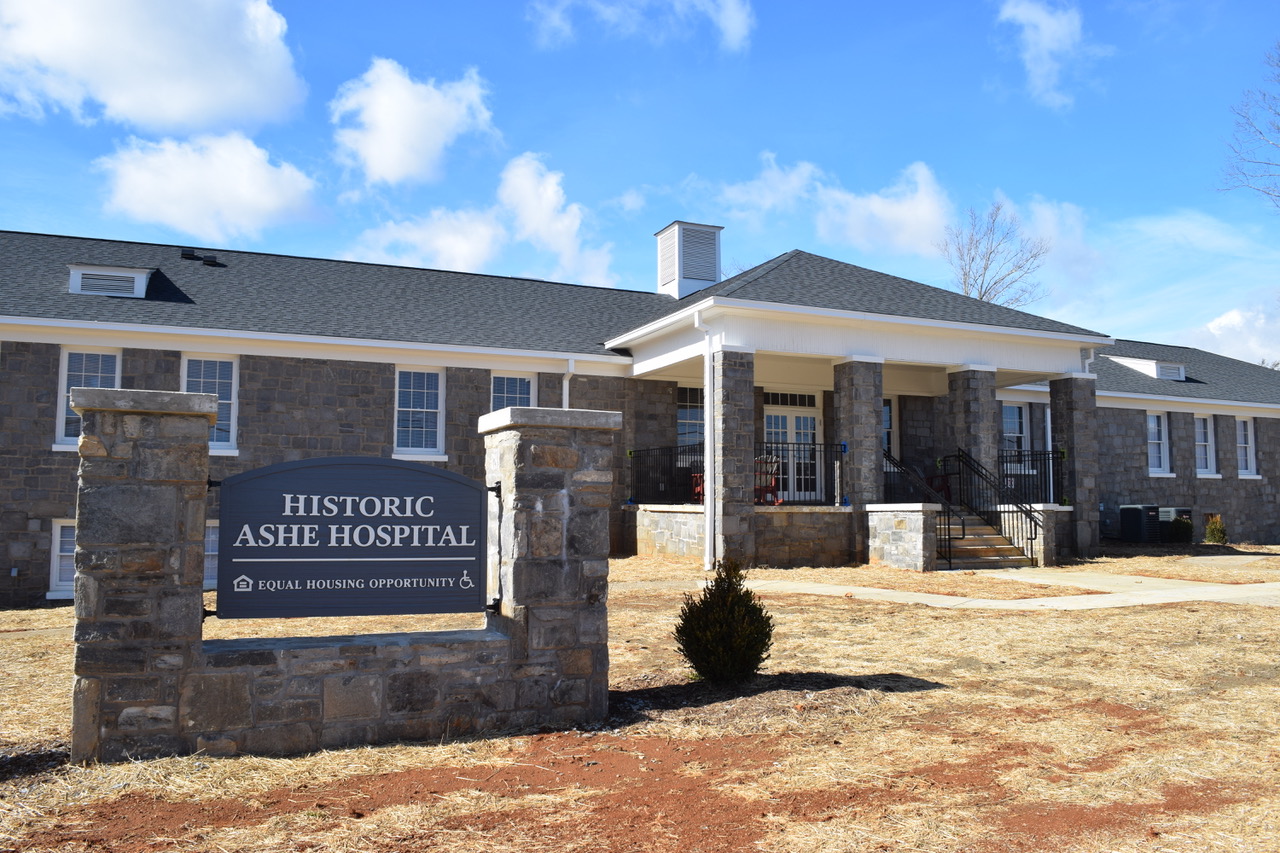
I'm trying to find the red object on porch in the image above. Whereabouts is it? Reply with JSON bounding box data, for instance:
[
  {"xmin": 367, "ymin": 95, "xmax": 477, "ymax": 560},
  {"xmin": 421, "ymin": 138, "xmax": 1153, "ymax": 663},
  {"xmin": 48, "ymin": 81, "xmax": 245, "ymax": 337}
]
[{"xmin": 754, "ymin": 455, "xmax": 781, "ymax": 505}]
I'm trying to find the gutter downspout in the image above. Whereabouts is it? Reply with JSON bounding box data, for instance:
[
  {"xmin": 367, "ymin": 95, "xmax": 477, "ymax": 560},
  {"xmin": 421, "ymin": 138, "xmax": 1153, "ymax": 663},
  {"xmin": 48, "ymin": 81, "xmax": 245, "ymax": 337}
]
[
  {"xmin": 694, "ymin": 310, "xmax": 715, "ymax": 572},
  {"xmin": 562, "ymin": 358, "xmax": 575, "ymax": 408}
]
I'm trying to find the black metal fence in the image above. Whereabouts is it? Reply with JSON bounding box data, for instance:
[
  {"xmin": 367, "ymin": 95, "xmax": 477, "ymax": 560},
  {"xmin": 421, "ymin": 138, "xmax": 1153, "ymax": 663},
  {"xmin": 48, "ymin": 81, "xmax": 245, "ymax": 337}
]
[
  {"xmin": 629, "ymin": 445, "xmax": 703, "ymax": 505},
  {"xmin": 997, "ymin": 449, "xmax": 1063, "ymax": 505},
  {"xmin": 629, "ymin": 443, "xmax": 845, "ymax": 505}
]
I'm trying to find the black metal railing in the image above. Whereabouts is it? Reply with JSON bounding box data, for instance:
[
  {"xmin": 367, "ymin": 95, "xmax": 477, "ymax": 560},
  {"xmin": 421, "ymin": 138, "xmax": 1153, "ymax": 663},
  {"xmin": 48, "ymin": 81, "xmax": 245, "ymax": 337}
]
[
  {"xmin": 629, "ymin": 445, "xmax": 704, "ymax": 504},
  {"xmin": 997, "ymin": 449, "xmax": 1063, "ymax": 505},
  {"xmin": 883, "ymin": 451, "xmax": 963, "ymax": 568},
  {"xmin": 941, "ymin": 448, "xmax": 1041, "ymax": 565},
  {"xmin": 629, "ymin": 442, "xmax": 846, "ymax": 506},
  {"xmin": 755, "ymin": 442, "xmax": 845, "ymax": 505}
]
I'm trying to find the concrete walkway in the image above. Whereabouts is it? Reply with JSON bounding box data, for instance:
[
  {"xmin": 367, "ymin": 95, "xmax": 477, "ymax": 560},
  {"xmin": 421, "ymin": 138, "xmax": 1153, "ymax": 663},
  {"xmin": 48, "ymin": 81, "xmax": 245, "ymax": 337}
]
[{"xmin": 616, "ymin": 556, "xmax": 1280, "ymax": 611}]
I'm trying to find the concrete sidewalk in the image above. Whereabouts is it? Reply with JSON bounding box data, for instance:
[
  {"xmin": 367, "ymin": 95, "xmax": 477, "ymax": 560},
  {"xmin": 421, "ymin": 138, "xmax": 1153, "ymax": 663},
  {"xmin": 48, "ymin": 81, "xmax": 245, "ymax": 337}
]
[{"xmin": 614, "ymin": 559, "xmax": 1280, "ymax": 611}]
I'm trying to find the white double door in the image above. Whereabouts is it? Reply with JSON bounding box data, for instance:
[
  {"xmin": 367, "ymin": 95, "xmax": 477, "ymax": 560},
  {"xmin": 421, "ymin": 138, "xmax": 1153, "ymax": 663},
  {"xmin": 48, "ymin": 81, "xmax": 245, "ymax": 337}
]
[{"xmin": 762, "ymin": 407, "xmax": 822, "ymax": 502}]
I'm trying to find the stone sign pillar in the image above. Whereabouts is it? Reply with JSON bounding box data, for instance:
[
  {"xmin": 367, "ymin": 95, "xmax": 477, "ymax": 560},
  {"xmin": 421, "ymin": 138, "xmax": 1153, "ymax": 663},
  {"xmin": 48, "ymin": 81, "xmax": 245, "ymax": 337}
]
[
  {"xmin": 69, "ymin": 388, "xmax": 218, "ymax": 763},
  {"xmin": 479, "ymin": 407, "xmax": 621, "ymax": 726}
]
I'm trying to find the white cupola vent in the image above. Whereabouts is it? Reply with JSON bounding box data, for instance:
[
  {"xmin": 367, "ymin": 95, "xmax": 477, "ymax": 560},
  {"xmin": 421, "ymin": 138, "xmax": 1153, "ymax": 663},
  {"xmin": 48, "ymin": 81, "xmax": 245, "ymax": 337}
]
[
  {"xmin": 656, "ymin": 221, "xmax": 723, "ymax": 299},
  {"xmin": 68, "ymin": 265, "xmax": 154, "ymax": 299}
]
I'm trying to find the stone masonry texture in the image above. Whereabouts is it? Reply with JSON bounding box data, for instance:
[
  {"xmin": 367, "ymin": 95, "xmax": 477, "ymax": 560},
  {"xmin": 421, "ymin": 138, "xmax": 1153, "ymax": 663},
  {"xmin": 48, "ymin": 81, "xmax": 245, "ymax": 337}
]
[{"xmin": 71, "ymin": 397, "xmax": 619, "ymax": 762}]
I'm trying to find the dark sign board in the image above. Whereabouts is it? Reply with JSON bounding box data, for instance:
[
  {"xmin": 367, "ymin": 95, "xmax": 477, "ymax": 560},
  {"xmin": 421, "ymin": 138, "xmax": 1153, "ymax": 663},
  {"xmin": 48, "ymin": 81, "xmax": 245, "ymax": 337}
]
[{"xmin": 217, "ymin": 457, "xmax": 487, "ymax": 618}]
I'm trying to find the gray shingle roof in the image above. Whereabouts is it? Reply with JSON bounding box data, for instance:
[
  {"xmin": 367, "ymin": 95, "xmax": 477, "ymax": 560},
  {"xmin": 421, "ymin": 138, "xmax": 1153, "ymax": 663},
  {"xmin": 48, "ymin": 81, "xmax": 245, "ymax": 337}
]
[
  {"xmin": 1094, "ymin": 340, "xmax": 1280, "ymax": 406},
  {"xmin": 683, "ymin": 249, "xmax": 1108, "ymax": 338},
  {"xmin": 0, "ymin": 231, "xmax": 677, "ymax": 358}
]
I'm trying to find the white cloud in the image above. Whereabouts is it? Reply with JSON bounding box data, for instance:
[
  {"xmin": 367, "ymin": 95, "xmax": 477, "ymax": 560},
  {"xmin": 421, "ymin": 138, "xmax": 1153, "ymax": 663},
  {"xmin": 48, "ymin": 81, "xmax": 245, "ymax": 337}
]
[
  {"xmin": 814, "ymin": 162, "xmax": 951, "ymax": 256},
  {"xmin": 615, "ymin": 188, "xmax": 647, "ymax": 212},
  {"xmin": 97, "ymin": 133, "xmax": 314, "ymax": 242},
  {"xmin": 331, "ymin": 59, "xmax": 494, "ymax": 186},
  {"xmin": 996, "ymin": 0, "xmax": 1110, "ymax": 109},
  {"xmin": 349, "ymin": 153, "xmax": 616, "ymax": 285},
  {"xmin": 528, "ymin": 0, "xmax": 755, "ymax": 52},
  {"xmin": 0, "ymin": 0, "xmax": 303, "ymax": 131},
  {"xmin": 498, "ymin": 152, "xmax": 616, "ymax": 286},
  {"xmin": 1194, "ymin": 307, "xmax": 1280, "ymax": 366},
  {"xmin": 720, "ymin": 151, "xmax": 821, "ymax": 223},
  {"xmin": 350, "ymin": 209, "xmax": 506, "ymax": 272}
]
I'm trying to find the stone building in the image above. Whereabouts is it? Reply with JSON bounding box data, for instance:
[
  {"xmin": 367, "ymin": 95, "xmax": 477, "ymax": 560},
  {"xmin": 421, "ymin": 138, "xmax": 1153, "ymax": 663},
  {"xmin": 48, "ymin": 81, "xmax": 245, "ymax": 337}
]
[{"xmin": 3, "ymin": 223, "xmax": 1279, "ymax": 605}]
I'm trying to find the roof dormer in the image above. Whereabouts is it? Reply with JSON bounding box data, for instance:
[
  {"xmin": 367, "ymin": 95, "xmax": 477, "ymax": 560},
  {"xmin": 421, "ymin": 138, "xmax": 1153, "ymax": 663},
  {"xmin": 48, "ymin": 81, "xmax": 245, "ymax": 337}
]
[
  {"xmin": 1106, "ymin": 355, "xmax": 1186, "ymax": 381},
  {"xmin": 68, "ymin": 264, "xmax": 154, "ymax": 298}
]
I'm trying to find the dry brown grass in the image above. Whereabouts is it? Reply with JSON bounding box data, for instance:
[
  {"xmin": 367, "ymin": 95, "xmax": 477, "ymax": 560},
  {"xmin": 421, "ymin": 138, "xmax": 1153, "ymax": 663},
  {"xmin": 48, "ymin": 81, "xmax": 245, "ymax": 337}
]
[
  {"xmin": 2, "ymin": 549, "xmax": 1280, "ymax": 852},
  {"xmin": 1064, "ymin": 541, "xmax": 1280, "ymax": 585}
]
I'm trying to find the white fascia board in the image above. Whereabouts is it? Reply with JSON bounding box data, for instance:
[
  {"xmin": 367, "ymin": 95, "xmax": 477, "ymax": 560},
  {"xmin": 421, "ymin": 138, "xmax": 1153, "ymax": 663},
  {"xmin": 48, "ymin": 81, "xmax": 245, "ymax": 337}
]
[
  {"xmin": 629, "ymin": 341, "xmax": 709, "ymax": 376},
  {"xmin": 0, "ymin": 316, "xmax": 631, "ymax": 375},
  {"xmin": 1096, "ymin": 390, "xmax": 1280, "ymax": 416},
  {"xmin": 604, "ymin": 295, "xmax": 1114, "ymax": 350}
]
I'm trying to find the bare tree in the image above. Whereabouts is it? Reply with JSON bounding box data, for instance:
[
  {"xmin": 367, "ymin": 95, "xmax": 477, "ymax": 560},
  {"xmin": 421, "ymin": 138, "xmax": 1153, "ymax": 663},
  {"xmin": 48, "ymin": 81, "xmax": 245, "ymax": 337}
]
[
  {"xmin": 1226, "ymin": 42, "xmax": 1280, "ymax": 209},
  {"xmin": 938, "ymin": 202, "xmax": 1051, "ymax": 309}
]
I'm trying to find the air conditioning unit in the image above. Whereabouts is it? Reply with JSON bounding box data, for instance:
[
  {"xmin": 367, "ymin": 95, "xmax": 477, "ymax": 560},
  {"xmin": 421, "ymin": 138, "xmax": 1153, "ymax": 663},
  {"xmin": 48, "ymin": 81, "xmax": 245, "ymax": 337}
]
[
  {"xmin": 1159, "ymin": 507, "xmax": 1192, "ymax": 542},
  {"xmin": 1119, "ymin": 504, "xmax": 1159, "ymax": 542}
]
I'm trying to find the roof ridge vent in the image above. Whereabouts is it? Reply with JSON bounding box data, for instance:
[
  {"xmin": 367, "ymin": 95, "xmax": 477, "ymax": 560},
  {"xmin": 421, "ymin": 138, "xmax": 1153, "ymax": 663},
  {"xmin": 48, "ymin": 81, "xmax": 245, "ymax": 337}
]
[{"xmin": 656, "ymin": 221, "xmax": 723, "ymax": 298}]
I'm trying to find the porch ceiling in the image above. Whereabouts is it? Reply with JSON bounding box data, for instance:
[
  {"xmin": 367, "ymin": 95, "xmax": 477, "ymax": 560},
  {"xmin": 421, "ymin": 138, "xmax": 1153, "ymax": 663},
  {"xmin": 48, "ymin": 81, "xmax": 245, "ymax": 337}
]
[{"xmin": 633, "ymin": 352, "xmax": 1065, "ymax": 396}]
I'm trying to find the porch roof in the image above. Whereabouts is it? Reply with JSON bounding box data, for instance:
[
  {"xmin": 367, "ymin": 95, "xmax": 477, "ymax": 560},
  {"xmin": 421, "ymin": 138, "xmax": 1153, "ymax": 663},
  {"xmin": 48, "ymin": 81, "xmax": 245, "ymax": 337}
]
[{"xmin": 673, "ymin": 250, "xmax": 1108, "ymax": 339}]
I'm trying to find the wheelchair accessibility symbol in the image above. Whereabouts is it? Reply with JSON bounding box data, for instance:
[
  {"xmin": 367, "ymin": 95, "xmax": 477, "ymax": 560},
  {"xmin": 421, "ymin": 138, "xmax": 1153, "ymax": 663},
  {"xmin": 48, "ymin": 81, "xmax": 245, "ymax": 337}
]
[{"xmin": 459, "ymin": 570, "xmax": 475, "ymax": 590}]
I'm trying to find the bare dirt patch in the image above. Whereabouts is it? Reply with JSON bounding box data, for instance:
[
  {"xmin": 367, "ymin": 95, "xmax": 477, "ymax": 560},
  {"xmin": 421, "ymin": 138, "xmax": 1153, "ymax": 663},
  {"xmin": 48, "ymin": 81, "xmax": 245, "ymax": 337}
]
[{"xmin": 3, "ymin": 553, "xmax": 1280, "ymax": 852}]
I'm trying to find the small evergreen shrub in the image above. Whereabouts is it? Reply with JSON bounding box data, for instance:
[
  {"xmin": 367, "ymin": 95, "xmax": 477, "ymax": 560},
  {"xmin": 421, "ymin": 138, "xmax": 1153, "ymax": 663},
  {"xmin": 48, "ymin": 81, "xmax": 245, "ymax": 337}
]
[
  {"xmin": 1204, "ymin": 514, "xmax": 1228, "ymax": 545},
  {"xmin": 1168, "ymin": 516, "xmax": 1193, "ymax": 543},
  {"xmin": 673, "ymin": 558, "xmax": 774, "ymax": 684}
]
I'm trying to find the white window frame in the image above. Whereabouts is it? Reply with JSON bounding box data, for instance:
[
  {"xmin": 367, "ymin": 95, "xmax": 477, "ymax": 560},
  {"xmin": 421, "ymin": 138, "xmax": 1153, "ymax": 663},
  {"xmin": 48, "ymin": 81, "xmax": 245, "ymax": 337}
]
[
  {"xmin": 203, "ymin": 521, "xmax": 219, "ymax": 590},
  {"xmin": 1237, "ymin": 417, "xmax": 1259, "ymax": 477},
  {"xmin": 1002, "ymin": 403, "xmax": 1028, "ymax": 452},
  {"xmin": 1194, "ymin": 416, "xmax": 1219, "ymax": 477},
  {"xmin": 393, "ymin": 367, "xmax": 446, "ymax": 460},
  {"xmin": 54, "ymin": 346, "xmax": 122, "ymax": 449},
  {"xmin": 1147, "ymin": 412, "xmax": 1173, "ymax": 476},
  {"xmin": 182, "ymin": 354, "xmax": 239, "ymax": 455},
  {"xmin": 490, "ymin": 372, "xmax": 537, "ymax": 412},
  {"xmin": 48, "ymin": 519, "xmax": 76, "ymax": 599},
  {"xmin": 677, "ymin": 386, "xmax": 705, "ymax": 447}
]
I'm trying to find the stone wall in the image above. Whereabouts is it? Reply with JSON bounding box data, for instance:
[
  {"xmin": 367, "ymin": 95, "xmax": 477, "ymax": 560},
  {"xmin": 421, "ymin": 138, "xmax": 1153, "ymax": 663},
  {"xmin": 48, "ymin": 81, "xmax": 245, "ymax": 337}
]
[
  {"xmin": 753, "ymin": 507, "xmax": 853, "ymax": 567},
  {"xmin": 631, "ymin": 506, "xmax": 705, "ymax": 558},
  {"xmin": 70, "ymin": 392, "xmax": 619, "ymax": 762},
  {"xmin": 867, "ymin": 504, "xmax": 938, "ymax": 572},
  {"xmin": 1095, "ymin": 408, "xmax": 1280, "ymax": 544},
  {"xmin": 0, "ymin": 342, "xmax": 78, "ymax": 607}
]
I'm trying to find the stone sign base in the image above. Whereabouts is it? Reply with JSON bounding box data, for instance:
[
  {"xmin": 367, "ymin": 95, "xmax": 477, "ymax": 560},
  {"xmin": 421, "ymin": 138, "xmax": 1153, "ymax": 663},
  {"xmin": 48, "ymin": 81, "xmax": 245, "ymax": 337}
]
[{"xmin": 69, "ymin": 390, "xmax": 619, "ymax": 763}]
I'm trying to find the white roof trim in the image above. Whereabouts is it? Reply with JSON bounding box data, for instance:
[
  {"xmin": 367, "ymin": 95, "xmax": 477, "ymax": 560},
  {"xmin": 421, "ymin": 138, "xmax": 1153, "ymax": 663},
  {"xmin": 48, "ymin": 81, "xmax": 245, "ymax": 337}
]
[
  {"xmin": 604, "ymin": 295, "xmax": 1114, "ymax": 349},
  {"xmin": 0, "ymin": 315, "xmax": 631, "ymax": 365}
]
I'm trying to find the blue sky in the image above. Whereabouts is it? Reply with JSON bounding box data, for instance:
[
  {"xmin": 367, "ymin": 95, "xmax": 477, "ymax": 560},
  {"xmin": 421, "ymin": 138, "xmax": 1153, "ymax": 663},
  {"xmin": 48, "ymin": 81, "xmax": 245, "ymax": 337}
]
[{"xmin": 2, "ymin": 1, "xmax": 1278, "ymax": 362}]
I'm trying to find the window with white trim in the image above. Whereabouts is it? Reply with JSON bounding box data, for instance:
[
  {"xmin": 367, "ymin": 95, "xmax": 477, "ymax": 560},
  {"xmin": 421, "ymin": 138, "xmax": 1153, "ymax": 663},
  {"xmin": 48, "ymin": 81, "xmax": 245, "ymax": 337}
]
[
  {"xmin": 58, "ymin": 347, "xmax": 121, "ymax": 444},
  {"xmin": 491, "ymin": 374, "xmax": 534, "ymax": 411},
  {"xmin": 1237, "ymin": 418, "xmax": 1257, "ymax": 475},
  {"xmin": 49, "ymin": 519, "xmax": 76, "ymax": 596},
  {"xmin": 183, "ymin": 355, "xmax": 237, "ymax": 449},
  {"xmin": 395, "ymin": 369, "xmax": 443, "ymax": 454},
  {"xmin": 677, "ymin": 387, "xmax": 704, "ymax": 446},
  {"xmin": 204, "ymin": 521, "xmax": 219, "ymax": 590},
  {"xmin": 1147, "ymin": 412, "xmax": 1170, "ymax": 474},
  {"xmin": 1194, "ymin": 416, "xmax": 1216, "ymax": 475},
  {"xmin": 1002, "ymin": 404, "xmax": 1027, "ymax": 452}
]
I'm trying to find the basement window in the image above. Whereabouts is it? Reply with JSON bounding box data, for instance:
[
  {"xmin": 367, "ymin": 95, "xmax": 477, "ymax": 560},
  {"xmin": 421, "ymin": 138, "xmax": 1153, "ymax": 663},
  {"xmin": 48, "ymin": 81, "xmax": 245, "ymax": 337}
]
[{"xmin": 68, "ymin": 265, "xmax": 153, "ymax": 298}]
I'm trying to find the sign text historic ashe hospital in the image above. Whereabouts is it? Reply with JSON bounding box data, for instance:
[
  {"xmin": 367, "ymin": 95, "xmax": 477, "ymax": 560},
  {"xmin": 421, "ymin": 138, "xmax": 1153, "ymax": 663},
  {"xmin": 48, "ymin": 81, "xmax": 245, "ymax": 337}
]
[{"xmin": 217, "ymin": 458, "xmax": 487, "ymax": 618}]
